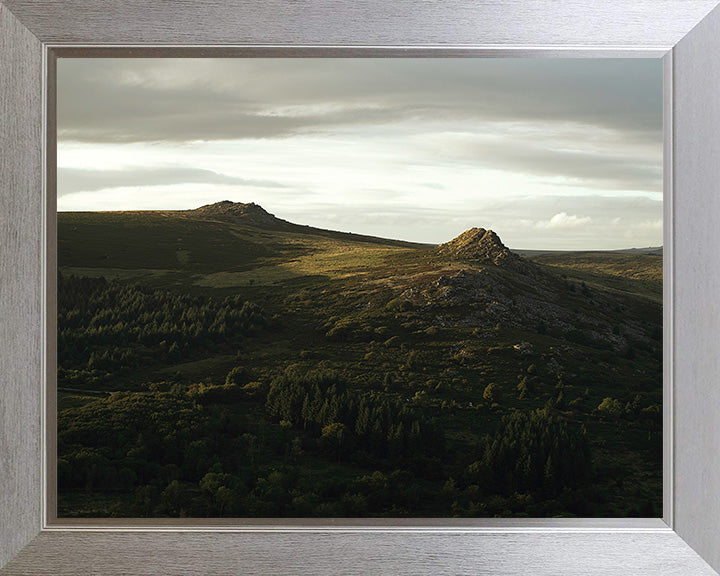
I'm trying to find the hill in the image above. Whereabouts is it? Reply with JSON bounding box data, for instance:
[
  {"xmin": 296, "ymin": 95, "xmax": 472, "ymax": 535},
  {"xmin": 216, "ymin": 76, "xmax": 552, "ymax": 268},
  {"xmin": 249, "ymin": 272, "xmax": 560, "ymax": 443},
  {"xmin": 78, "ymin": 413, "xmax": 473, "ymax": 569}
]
[
  {"xmin": 56, "ymin": 203, "xmax": 663, "ymax": 519},
  {"xmin": 525, "ymin": 251, "xmax": 663, "ymax": 303},
  {"xmin": 190, "ymin": 200, "xmax": 283, "ymax": 223},
  {"xmin": 191, "ymin": 200, "xmax": 432, "ymax": 248},
  {"xmin": 515, "ymin": 246, "xmax": 662, "ymax": 258},
  {"xmin": 434, "ymin": 227, "xmax": 519, "ymax": 266}
]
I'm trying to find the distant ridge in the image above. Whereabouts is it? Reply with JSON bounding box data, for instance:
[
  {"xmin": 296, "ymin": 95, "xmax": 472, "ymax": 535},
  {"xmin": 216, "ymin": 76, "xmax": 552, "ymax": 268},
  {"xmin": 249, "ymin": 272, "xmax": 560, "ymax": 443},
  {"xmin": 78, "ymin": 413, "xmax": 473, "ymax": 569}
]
[
  {"xmin": 435, "ymin": 228, "xmax": 519, "ymax": 266},
  {"xmin": 515, "ymin": 246, "xmax": 663, "ymax": 258},
  {"xmin": 188, "ymin": 200, "xmax": 431, "ymax": 249}
]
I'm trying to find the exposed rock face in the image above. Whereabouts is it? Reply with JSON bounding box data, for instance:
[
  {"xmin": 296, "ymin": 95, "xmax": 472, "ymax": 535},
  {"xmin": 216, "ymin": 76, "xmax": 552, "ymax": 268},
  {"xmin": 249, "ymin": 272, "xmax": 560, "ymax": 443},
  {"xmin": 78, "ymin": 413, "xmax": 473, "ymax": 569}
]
[
  {"xmin": 191, "ymin": 201, "xmax": 285, "ymax": 227},
  {"xmin": 435, "ymin": 228, "xmax": 519, "ymax": 266}
]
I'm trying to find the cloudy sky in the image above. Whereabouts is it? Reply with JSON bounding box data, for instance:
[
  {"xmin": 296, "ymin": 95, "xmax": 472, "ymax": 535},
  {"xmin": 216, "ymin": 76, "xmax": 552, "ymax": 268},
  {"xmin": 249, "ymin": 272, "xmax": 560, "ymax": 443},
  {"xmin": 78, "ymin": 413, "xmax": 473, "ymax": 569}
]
[{"xmin": 57, "ymin": 58, "xmax": 662, "ymax": 249}]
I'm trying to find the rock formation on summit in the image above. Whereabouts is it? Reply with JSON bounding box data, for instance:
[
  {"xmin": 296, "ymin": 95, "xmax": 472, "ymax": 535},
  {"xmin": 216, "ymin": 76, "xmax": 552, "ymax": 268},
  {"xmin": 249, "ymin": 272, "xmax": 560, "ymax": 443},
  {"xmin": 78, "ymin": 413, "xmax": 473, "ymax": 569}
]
[
  {"xmin": 435, "ymin": 228, "xmax": 519, "ymax": 266},
  {"xmin": 190, "ymin": 200, "xmax": 289, "ymax": 228}
]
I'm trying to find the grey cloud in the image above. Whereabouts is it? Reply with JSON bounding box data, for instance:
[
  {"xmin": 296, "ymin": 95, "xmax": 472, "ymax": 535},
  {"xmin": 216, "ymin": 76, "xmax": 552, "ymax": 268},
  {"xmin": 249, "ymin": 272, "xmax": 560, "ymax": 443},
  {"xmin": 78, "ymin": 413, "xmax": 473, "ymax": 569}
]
[
  {"xmin": 478, "ymin": 193, "xmax": 661, "ymax": 221},
  {"xmin": 57, "ymin": 166, "xmax": 285, "ymax": 196},
  {"xmin": 58, "ymin": 58, "xmax": 662, "ymax": 144},
  {"xmin": 438, "ymin": 139, "xmax": 662, "ymax": 193}
]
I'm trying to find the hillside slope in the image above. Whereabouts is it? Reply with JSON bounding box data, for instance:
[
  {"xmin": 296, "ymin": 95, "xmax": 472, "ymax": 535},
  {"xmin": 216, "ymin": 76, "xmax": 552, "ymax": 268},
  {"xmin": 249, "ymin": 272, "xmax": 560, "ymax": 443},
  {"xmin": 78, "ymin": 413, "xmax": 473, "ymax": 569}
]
[{"xmin": 56, "ymin": 202, "xmax": 663, "ymax": 519}]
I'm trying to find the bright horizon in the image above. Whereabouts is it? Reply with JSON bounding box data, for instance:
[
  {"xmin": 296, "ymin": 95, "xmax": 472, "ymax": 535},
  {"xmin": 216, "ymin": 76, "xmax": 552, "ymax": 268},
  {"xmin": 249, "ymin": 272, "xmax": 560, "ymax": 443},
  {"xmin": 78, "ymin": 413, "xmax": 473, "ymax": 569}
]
[{"xmin": 57, "ymin": 58, "xmax": 663, "ymax": 250}]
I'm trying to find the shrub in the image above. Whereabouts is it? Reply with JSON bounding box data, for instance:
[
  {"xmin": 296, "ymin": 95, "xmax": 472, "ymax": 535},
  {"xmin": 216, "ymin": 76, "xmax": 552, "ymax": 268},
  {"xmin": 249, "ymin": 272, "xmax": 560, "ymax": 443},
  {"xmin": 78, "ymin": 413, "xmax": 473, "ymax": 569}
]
[
  {"xmin": 226, "ymin": 366, "xmax": 248, "ymax": 386},
  {"xmin": 483, "ymin": 383, "xmax": 498, "ymax": 404},
  {"xmin": 597, "ymin": 397, "xmax": 624, "ymax": 418},
  {"xmin": 472, "ymin": 409, "xmax": 592, "ymax": 496},
  {"xmin": 516, "ymin": 377, "xmax": 529, "ymax": 399}
]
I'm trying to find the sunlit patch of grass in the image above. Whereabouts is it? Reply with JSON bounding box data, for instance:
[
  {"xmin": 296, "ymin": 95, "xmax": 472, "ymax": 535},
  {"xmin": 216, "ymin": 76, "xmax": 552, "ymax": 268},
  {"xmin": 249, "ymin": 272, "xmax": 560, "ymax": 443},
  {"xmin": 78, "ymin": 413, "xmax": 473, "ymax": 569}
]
[
  {"xmin": 195, "ymin": 240, "xmax": 416, "ymax": 287},
  {"xmin": 531, "ymin": 252, "xmax": 662, "ymax": 282}
]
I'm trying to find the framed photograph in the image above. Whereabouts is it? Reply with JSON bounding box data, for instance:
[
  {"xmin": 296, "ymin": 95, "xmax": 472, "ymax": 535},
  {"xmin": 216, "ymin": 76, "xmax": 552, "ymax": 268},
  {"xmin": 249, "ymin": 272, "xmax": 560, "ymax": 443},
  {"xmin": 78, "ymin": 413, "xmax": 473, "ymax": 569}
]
[
  {"xmin": 52, "ymin": 55, "xmax": 664, "ymax": 523},
  {"xmin": 2, "ymin": 1, "xmax": 720, "ymax": 574}
]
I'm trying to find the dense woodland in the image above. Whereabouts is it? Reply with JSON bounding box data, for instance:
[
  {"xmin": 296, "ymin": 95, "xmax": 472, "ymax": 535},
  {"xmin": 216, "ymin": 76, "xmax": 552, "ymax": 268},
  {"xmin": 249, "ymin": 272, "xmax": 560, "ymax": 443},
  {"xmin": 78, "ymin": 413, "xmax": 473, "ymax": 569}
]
[
  {"xmin": 57, "ymin": 207, "xmax": 662, "ymax": 518},
  {"xmin": 58, "ymin": 274, "xmax": 265, "ymax": 388}
]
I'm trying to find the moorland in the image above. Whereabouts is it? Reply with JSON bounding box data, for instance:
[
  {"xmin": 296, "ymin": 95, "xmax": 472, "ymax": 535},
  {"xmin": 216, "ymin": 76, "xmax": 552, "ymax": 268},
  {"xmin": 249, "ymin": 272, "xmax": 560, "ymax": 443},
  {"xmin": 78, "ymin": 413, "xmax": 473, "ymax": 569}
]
[{"xmin": 57, "ymin": 201, "xmax": 663, "ymax": 518}]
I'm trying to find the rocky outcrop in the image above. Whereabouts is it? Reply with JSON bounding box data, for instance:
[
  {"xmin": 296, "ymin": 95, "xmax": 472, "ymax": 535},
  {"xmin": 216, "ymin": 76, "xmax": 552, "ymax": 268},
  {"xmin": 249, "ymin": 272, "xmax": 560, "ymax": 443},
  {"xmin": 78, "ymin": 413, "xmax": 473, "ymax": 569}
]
[
  {"xmin": 190, "ymin": 201, "xmax": 290, "ymax": 228},
  {"xmin": 435, "ymin": 228, "xmax": 519, "ymax": 266}
]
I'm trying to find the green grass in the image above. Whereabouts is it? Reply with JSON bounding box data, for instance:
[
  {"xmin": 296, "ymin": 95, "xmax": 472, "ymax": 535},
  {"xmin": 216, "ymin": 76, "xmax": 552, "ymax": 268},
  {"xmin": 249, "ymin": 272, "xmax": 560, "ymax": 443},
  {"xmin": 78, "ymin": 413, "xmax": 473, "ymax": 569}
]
[{"xmin": 528, "ymin": 252, "xmax": 662, "ymax": 303}]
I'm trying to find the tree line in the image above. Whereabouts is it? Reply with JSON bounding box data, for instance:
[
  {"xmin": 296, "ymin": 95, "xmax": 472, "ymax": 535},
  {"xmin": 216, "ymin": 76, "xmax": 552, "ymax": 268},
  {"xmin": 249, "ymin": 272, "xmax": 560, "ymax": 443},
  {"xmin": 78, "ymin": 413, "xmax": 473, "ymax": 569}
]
[
  {"xmin": 58, "ymin": 274, "xmax": 265, "ymax": 386},
  {"xmin": 265, "ymin": 368, "xmax": 446, "ymax": 466}
]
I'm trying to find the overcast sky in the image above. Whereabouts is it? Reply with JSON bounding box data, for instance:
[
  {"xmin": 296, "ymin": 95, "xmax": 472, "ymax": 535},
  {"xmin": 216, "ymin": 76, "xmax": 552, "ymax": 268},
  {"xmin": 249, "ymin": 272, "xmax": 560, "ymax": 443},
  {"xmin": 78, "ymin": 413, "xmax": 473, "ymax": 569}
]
[{"xmin": 57, "ymin": 58, "xmax": 662, "ymax": 249}]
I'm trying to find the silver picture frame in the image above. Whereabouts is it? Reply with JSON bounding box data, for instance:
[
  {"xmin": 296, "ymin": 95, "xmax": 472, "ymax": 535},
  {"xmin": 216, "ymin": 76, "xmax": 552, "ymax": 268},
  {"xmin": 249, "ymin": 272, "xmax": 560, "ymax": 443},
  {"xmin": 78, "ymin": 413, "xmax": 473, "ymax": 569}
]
[{"xmin": 2, "ymin": 1, "xmax": 720, "ymax": 574}]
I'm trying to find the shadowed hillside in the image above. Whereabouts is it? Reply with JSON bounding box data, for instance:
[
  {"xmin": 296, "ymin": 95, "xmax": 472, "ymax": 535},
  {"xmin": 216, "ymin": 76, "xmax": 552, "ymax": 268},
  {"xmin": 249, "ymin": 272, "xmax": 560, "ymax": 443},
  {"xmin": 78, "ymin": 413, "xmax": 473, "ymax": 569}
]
[{"xmin": 57, "ymin": 202, "xmax": 663, "ymax": 519}]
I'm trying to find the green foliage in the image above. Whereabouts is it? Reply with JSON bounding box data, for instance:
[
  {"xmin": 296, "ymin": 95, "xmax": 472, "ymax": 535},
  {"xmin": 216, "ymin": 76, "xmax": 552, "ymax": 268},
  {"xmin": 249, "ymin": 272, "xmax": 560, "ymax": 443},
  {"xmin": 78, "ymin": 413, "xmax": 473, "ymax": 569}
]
[
  {"xmin": 597, "ymin": 397, "xmax": 624, "ymax": 418},
  {"xmin": 319, "ymin": 422, "xmax": 349, "ymax": 459},
  {"xmin": 265, "ymin": 369, "xmax": 444, "ymax": 464},
  {"xmin": 188, "ymin": 381, "xmax": 245, "ymax": 404},
  {"xmin": 58, "ymin": 274, "xmax": 265, "ymax": 387},
  {"xmin": 225, "ymin": 366, "xmax": 248, "ymax": 386},
  {"xmin": 483, "ymin": 382, "xmax": 498, "ymax": 404},
  {"xmin": 516, "ymin": 379, "xmax": 528, "ymax": 399},
  {"xmin": 469, "ymin": 409, "xmax": 592, "ymax": 497}
]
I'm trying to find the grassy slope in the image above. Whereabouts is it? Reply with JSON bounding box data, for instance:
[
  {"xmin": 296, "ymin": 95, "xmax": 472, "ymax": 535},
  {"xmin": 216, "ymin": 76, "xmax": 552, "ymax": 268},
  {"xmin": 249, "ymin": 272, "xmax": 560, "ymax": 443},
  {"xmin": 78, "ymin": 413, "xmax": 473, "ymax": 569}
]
[
  {"xmin": 59, "ymin": 211, "xmax": 426, "ymax": 290},
  {"xmin": 528, "ymin": 252, "xmax": 663, "ymax": 303}
]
